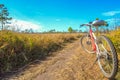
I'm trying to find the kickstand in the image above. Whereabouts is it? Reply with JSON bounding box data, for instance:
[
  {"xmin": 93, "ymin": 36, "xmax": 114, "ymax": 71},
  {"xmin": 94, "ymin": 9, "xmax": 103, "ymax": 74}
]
[{"xmin": 89, "ymin": 57, "xmax": 98, "ymax": 69}]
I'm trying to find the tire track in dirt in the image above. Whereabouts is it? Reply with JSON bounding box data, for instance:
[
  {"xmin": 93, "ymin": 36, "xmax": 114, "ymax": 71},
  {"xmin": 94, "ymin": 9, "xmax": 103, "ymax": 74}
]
[{"xmin": 34, "ymin": 40, "xmax": 108, "ymax": 80}]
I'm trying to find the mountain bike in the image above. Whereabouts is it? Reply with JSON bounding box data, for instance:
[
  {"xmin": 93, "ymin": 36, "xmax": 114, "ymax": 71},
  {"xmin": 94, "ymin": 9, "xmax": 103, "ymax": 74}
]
[{"xmin": 80, "ymin": 20, "xmax": 118, "ymax": 79}]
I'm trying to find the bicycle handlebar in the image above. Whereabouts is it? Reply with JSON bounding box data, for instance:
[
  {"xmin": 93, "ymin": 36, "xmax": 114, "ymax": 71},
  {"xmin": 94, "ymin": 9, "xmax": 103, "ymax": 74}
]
[
  {"xmin": 80, "ymin": 24, "xmax": 91, "ymax": 27},
  {"xmin": 80, "ymin": 20, "xmax": 108, "ymax": 27},
  {"xmin": 80, "ymin": 24, "xmax": 85, "ymax": 26}
]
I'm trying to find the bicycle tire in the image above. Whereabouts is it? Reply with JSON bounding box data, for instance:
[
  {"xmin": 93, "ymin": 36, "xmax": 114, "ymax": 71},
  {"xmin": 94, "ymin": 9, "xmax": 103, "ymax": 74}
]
[
  {"xmin": 80, "ymin": 34, "xmax": 95, "ymax": 53},
  {"xmin": 97, "ymin": 35, "xmax": 118, "ymax": 79}
]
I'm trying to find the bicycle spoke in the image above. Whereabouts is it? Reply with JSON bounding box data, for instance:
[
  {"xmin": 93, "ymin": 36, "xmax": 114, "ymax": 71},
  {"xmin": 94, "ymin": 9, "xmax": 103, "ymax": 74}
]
[
  {"xmin": 81, "ymin": 35, "xmax": 95, "ymax": 53},
  {"xmin": 100, "ymin": 57, "xmax": 113, "ymax": 74}
]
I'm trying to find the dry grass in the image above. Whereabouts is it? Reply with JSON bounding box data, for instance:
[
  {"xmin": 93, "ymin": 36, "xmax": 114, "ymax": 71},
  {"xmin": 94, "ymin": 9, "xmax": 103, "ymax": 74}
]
[
  {"xmin": 106, "ymin": 29, "xmax": 120, "ymax": 79},
  {"xmin": 0, "ymin": 31, "xmax": 81, "ymax": 74},
  {"xmin": 107, "ymin": 29, "xmax": 120, "ymax": 52}
]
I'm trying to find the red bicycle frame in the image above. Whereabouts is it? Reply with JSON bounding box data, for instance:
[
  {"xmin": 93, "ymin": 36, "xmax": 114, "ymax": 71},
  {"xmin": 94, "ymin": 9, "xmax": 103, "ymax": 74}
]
[{"xmin": 89, "ymin": 27, "xmax": 96, "ymax": 51}]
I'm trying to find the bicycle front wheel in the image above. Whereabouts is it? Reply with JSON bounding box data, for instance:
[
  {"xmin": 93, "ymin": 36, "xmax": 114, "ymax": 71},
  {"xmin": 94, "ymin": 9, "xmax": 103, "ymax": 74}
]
[
  {"xmin": 80, "ymin": 34, "xmax": 95, "ymax": 53},
  {"xmin": 97, "ymin": 35, "xmax": 118, "ymax": 79}
]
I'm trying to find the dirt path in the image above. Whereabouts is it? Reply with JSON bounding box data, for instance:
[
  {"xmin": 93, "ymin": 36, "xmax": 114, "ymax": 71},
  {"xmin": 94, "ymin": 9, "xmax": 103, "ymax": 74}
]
[
  {"xmin": 34, "ymin": 40, "xmax": 108, "ymax": 80},
  {"xmin": 8, "ymin": 40, "xmax": 108, "ymax": 80}
]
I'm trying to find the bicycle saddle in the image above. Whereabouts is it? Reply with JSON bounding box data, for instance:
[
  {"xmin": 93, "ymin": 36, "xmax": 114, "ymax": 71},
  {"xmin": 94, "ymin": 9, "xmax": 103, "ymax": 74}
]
[{"xmin": 92, "ymin": 20, "xmax": 106, "ymax": 26}]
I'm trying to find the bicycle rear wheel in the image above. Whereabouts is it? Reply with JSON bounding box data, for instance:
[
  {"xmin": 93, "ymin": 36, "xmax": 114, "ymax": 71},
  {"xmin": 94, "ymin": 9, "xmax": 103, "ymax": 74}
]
[
  {"xmin": 97, "ymin": 35, "xmax": 118, "ymax": 79},
  {"xmin": 80, "ymin": 34, "xmax": 95, "ymax": 53}
]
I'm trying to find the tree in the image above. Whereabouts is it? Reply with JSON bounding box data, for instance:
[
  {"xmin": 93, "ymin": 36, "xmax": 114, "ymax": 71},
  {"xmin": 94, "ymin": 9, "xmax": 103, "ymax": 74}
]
[
  {"xmin": 0, "ymin": 4, "xmax": 12, "ymax": 30},
  {"xmin": 96, "ymin": 18, "xmax": 99, "ymax": 20},
  {"xmin": 73, "ymin": 29, "xmax": 78, "ymax": 32},
  {"xmin": 79, "ymin": 30, "xmax": 82, "ymax": 33},
  {"xmin": 29, "ymin": 28, "xmax": 34, "ymax": 33},
  {"xmin": 68, "ymin": 27, "xmax": 73, "ymax": 33},
  {"xmin": 48, "ymin": 29, "xmax": 56, "ymax": 33}
]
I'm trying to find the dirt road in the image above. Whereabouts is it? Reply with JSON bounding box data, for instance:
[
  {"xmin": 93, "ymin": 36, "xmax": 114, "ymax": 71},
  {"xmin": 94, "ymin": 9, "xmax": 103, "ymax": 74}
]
[
  {"xmin": 8, "ymin": 40, "xmax": 109, "ymax": 80},
  {"xmin": 34, "ymin": 40, "xmax": 108, "ymax": 80}
]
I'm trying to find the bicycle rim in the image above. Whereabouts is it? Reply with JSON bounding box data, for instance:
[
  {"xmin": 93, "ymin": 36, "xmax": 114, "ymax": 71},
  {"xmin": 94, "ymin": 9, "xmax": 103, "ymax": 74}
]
[
  {"xmin": 80, "ymin": 35, "xmax": 95, "ymax": 53},
  {"xmin": 97, "ymin": 35, "xmax": 118, "ymax": 79}
]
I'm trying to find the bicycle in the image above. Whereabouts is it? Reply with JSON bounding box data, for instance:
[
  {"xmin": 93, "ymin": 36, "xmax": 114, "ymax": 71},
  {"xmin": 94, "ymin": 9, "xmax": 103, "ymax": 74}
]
[{"xmin": 80, "ymin": 20, "xmax": 118, "ymax": 79}]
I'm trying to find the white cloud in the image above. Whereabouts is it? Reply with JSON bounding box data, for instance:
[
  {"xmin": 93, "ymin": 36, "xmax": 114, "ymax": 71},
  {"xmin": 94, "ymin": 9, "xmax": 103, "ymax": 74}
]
[
  {"xmin": 105, "ymin": 18, "xmax": 120, "ymax": 29},
  {"xmin": 102, "ymin": 10, "xmax": 120, "ymax": 16},
  {"xmin": 106, "ymin": 18, "xmax": 120, "ymax": 23},
  {"xmin": 6, "ymin": 19, "xmax": 43, "ymax": 32}
]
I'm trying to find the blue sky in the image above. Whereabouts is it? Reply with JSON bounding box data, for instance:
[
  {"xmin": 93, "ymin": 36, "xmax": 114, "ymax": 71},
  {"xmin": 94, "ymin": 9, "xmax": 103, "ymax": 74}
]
[{"xmin": 1, "ymin": 0, "xmax": 120, "ymax": 32}]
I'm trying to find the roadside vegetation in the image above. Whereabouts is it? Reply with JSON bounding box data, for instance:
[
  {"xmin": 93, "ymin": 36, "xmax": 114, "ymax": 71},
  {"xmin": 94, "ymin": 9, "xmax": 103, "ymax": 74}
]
[
  {"xmin": 107, "ymin": 28, "xmax": 120, "ymax": 53},
  {"xmin": 0, "ymin": 31, "xmax": 81, "ymax": 74},
  {"xmin": 106, "ymin": 28, "xmax": 120, "ymax": 79}
]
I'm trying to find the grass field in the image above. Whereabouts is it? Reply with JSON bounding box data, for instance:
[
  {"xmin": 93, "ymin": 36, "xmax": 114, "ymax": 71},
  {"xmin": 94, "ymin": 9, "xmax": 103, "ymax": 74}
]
[
  {"xmin": 107, "ymin": 29, "xmax": 120, "ymax": 53},
  {"xmin": 0, "ymin": 31, "xmax": 81, "ymax": 74},
  {"xmin": 0, "ymin": 30, "xmax": 120, "ymax": 79}
]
